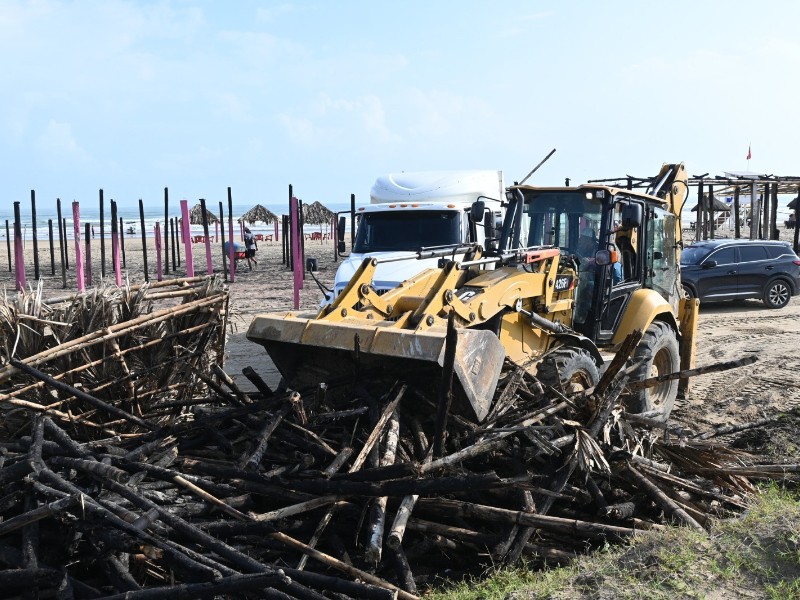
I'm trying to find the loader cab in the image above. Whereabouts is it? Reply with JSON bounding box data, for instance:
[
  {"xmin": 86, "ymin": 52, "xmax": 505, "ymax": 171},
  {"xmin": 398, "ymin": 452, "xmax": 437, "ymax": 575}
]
[{"xmin": 505, "ymin": 186, "xmax": 679, "ymax": 346}]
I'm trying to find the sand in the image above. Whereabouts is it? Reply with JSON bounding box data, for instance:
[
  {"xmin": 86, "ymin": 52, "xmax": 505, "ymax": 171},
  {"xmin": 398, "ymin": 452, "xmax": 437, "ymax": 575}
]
[{"xmin": 3, "ymin": 229, "xmax": 799, "ymax": 458}]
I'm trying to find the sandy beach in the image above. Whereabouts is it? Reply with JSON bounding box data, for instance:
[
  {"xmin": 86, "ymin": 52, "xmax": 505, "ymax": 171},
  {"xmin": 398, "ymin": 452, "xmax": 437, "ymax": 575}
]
[{"xmin": 3, "ymin": 229, "xmax": 800, "ymax": 461}]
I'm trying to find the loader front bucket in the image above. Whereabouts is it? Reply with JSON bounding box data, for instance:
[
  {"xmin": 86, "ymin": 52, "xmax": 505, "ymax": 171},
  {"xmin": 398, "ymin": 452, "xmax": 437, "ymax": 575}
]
[{"xmin": 246, "ymin": 312, "xmax": 506, "ymax": 422}]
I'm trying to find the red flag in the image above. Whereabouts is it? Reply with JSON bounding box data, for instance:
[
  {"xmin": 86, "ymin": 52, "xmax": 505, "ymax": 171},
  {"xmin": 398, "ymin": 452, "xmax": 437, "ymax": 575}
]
[{"xmin": 746, "ymin": 144, "xmax": 751, "ymax": 160}]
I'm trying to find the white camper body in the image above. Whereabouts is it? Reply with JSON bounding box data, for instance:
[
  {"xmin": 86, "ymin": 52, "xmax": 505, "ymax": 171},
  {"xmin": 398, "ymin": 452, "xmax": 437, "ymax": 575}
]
[{"xmin": 323, "ymin": 170, "xmax": 504, "ymax": 304}]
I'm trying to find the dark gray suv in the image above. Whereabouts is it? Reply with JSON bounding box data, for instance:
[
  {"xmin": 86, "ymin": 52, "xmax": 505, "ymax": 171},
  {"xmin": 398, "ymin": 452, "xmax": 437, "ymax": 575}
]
[{"xmin": 680, "ymin": 239, "xmax": 800, "ymax": 309}]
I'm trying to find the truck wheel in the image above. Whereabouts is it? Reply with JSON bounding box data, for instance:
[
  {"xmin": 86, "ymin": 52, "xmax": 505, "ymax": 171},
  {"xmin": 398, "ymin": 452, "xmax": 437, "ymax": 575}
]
[
  {"xmin": 763, "ymin": 279, "xmax": 791, "ymax": 309},
  {"xmin": 628, "ymin": 321, "xmax": 680, "ymax": 420},
  {"xmin": 537, "ymin": 347, "xmax": 599, "ymax": 394}
]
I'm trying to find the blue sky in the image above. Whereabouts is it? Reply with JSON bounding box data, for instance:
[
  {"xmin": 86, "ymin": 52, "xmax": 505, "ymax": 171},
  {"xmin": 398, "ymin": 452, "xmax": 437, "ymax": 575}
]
[{"xmin": 2, "ymin": 0, "xmax": 799, "ymax": 210}]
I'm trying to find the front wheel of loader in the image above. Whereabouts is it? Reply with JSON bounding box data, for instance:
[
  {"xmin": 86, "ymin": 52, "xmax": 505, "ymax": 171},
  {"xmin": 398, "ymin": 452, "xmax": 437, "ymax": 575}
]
[
  {"xmin": 537, "ymin": 347, "xmax": 600, "ymax": 395},
  {"xmin": 628, "ymin": 321, "xmax": 680, "ymax": 421}
]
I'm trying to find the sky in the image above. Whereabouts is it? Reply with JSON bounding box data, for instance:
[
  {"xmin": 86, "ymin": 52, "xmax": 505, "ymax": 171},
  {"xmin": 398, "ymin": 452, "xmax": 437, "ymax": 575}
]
[{"xmin": 2, "ymin": 0, "xmax": 799, "ymax": 212}]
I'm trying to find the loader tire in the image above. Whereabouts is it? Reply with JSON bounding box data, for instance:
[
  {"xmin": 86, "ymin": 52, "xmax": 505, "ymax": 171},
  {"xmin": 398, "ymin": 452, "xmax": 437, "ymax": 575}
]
[
  {"xmin": 628, "ymin": 321, "xmax": 680, "ymax": 421},
  {"xmin": 537, "ymin": 347, "xmax": 599, "ymax": 395}
]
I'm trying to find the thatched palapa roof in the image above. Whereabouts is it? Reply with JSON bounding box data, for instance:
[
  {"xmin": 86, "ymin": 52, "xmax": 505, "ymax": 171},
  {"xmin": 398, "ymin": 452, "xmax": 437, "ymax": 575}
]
[
  {"xmin": 189, "ymin": 203, "xmax": 220, "ymax": 225},
  {"xmin": 303, "ymin": 200, "xmax": 335, "ymax": 225},
  {"xmin": 690, "ymin": 194, "xmax": 731, "ymax": 212},
  {"xmin": 238, "ymin": 204, "xmax": 278, "ymax": 224}
]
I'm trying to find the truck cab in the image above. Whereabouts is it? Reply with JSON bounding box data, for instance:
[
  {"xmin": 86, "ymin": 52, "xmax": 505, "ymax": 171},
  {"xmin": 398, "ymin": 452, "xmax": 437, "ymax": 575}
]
[{"xmin": 323, "ymin": 170, "xmax": 504, "ymax": 303}]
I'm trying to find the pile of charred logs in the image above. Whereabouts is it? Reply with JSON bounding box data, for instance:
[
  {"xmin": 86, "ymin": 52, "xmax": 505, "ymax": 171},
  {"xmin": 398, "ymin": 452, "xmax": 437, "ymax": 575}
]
[{"xmin": 1, "ymin": 304, "xmax": 798, "ymax": 598}]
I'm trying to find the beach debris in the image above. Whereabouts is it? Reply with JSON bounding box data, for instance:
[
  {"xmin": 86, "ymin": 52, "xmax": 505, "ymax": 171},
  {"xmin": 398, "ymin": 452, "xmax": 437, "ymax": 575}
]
[{"xmin": 0, "ymin": 303, "xmax": 795, "ymax": 597}]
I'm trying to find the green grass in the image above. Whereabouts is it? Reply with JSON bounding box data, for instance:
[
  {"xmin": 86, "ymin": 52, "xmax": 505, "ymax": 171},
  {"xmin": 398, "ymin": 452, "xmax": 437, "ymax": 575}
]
[{"xmin": 425, "ymin": 485, "xmax": 800, "ymax": 600}]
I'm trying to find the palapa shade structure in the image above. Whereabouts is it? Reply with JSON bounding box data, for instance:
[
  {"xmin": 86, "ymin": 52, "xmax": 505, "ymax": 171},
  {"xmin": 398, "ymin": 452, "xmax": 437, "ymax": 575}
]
[
  {"xmin": 303, "ymin": 200, "xmax": 335, "ymax": 225},
  {"xmin": 189, "ymin": 203, "xmax": 220, "ymax": 225},
  {"xmin": 788, "ymin": 196, "xmax": 799, "ymax": 210},
  {"xmin": 690, "ymin": 194, "xmax": 731, "ymax": 212},
  {"xmin": 238, "ymin": 204, "xmax": 279, "ymax": 224}
]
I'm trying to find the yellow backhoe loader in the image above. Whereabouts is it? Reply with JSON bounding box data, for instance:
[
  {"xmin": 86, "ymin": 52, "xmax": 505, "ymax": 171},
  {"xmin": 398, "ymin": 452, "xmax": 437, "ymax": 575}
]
[{"xmin": 248, "ymin": 163, "xmax": 698, "ymax": 421}]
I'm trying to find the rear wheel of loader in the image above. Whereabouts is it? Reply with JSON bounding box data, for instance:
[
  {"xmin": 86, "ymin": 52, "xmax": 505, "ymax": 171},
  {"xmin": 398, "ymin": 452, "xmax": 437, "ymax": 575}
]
[
  {"xmin": 628, "ymin": 321, "xmax": 680, "ymax": 420},
  {"xmin": 537, "ymin": 347, "xmax": 599, "ymax": 395}
]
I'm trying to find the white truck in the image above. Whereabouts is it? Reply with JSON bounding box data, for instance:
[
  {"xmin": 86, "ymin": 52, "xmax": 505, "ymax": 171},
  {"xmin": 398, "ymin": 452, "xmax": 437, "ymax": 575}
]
[{"xmin": 322, "ymin": 170, "xmax": 505, "ymax": 304}]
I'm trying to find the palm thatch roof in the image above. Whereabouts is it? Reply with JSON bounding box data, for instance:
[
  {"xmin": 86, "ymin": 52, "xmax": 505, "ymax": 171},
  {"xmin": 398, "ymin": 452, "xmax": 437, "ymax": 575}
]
[
  {"xmin": 238, "ymin": 204, "xmax": 278, "ymax": 224},
  {"xmin": 788, "ymin": 196, "xmax": 799, "ymax": 210},
  {"xmin": 303, "ymin": 200, "xmax": 335, "ymax": 225},
  {"xmin": 690, "ymin": 194, "xmax": 731, "ymax": 212},
  {"xmin": 189, "ymin": 203, "xmax": 220, "ymax": 225}
]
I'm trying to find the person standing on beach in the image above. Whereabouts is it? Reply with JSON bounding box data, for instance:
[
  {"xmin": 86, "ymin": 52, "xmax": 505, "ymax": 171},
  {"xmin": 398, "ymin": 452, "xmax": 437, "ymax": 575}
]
[{"xmin": 244, "ymin": 227, "xmax": 258, "ymax": 270}]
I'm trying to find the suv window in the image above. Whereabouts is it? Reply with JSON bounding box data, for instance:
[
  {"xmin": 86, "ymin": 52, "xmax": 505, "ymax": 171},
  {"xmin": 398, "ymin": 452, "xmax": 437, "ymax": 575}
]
[
  {"xmin": 766, "ymin": 245, "xmax": 791, "ymax": 259},
  {"xmin": 708, "ymin": 247, "xmax": 736, "ymax": 265},
  {"xmin": 739, "ymin": 245, "xmax": 769, "ymax": 262}
]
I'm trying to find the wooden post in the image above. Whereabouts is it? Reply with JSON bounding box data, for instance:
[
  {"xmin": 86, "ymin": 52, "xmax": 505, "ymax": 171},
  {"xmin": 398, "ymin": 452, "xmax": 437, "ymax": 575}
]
[
  {"xmin": 750, "ymin": 183, "xmax": 758, "ymax": 240},
  {"xmin": 227, "ymin": 187, "xmax": 235, "ymax": 283},
  {"xmin": 291, "ymin": 196, "xmax": 301, "ymax": 309},
  {"xmin": 733, "ymin": 186, "xmax": 741, "ymax": 239},
  {"xmin": 72, "ymin": 201, "xmax": 84, "ymax": 292},
  {"xmin": 282, "ymin": 215, "xmax": 288, "ymax": 266},
  {"xmin": 30, "ymin": 190, "xmax": 40, "ymax": 280},
  {"xmin": 433, "ymin": 312, "xmax": 457, "ymax": 458},
  {"xmin": 219, "ymin": 201, "xmax": 228, "ymax": 282},
  {"xmin": 288, "ymin": 185, "xmax": 293, "ymax": 271},
  {"xmin": 170, "ymin": 217, "xmax": 178, "ymax": 268},
  {"xmin": 84, "ymin": 222, "xmax": 92, "ymax": 286},
  {"xmin": 119, "ymin": 216, "xmax": 126, "ymax": 268},
  {"xmin": 200, "ymin": 198, "xmax": 213, "ymax": 275},
  {"xmin": 299, "ymin": 200, "xmax": 306, "ymax": 285},
  {"xmin": 215, "ymin": 221, "xmax": 219, "ymax": 243},
  {"xmin": 13, "ymin": 202, "xmax": 25, "ymax": 291},
  {"xmin": 761, "ymin": 185, "xmax": 769, "ymax": 240},
  {"xmin": 154, "ymin": 222, "xmax": 163, "ymax": 281},
  {"xmin": 5, "ymin": 220, "xmax": 10, "ymax": 272},
  {"xmin": 274, "ymin": 219, "xmax": 279, "ymax": 242},
  {"xmin": 770, "ymin": 182, "xmax": 779, "ymax": 240},
  {"xmin": 47, "ymin": 219, "xmax": 55, "ymax": 275},
  {"xmin": 111, "ymin": 201, "xmax": 121, "ymax": 286},
  {"xmin": 333, "ymin": 215, "xmax": 338, "ymax": 262},
  {"xmin": 708, "ymin": 185, "xmax": 715, "ymax": 239},
  {"xmin": 56, "ymin": 199, "xmax": 66, "ymax": 287},
  {"xmin": 696, "ymin": 180, "xmax": 704, "ymax": 241},
  {"xmin": 180, "ymin": 200, "xmax": 194, "ymax": 277},
  {"xmin": 139, "ymin": 199, "xmax": 149, "ymax": 282},
  {"xmin": 164, "ymin": 187, "xmax": 170, "ymax": 274},
  {"xmin": 99, "ymin": 188, "xmax": 106, "ymax": 278},
  {"xmin": 62, "ymin": 217, "xmax": 69, "ymax": 269}
]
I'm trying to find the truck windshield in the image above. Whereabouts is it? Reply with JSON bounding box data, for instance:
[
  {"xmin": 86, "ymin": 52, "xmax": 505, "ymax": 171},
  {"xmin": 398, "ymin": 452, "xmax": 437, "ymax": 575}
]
[
  {"xmin": 519, "ymin": 190, "xmax": 604, "ymax": 253},
  {"xmin": 353, "ymin": 210, "xmax": 461, "ymax": 253}
]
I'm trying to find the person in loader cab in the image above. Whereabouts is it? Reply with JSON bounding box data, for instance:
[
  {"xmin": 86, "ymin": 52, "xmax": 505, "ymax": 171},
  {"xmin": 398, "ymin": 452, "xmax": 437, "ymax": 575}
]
[{"xmin": 574, "ymin": 228, "xmax": 599, "ymax": 327}]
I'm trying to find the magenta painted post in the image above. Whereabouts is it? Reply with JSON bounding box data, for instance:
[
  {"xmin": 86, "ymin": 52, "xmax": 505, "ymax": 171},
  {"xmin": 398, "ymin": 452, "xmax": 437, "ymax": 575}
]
[
  {"xmin": 291, "ymin": 196, "xmax": 301, "ymax": 309},
  {"xmin": 13, "ymin": 202, "xmax": 25, "ymax": 291},
  {"xmin": 72, "ymin": 202, "xmax": 84, "ymax": 292},
  {"xmin": 180, "ymin": 200, "xmax": 194, "ymax": 277},
  {"xmin": 227, "ymin": 188, "xmax": 235, "ymax": 282},
  {"xmin": 154, "ymin": 222, "xmax": 163, "ymax": 281}
]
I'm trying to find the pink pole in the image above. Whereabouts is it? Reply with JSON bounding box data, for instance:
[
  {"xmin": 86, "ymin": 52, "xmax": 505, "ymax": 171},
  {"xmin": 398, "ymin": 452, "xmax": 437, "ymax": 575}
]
[
  {"xmin": 274, "ymin": 220, "xmax": 279, "ymax": 242},
  {"xmin": 227, "ymin": 197, "xmax": 235, "ymax": 283},
  {"xmin": 180, "ymin": 200, "xmax": 194, "ymax": 277},
  {"xmin": 291, "ymin": 197, "xmax": 301, "ymax": 309},
  {"xmin": 72, "ymin": 202, "xmax": 84, "ymax": 292},
  {"xmin": 155, "ymin": 222, "xmax": 163, "ymax": 281},
  {"xmin": 13, "ymin": 202, "xmax": 25, "ymax": 291}
]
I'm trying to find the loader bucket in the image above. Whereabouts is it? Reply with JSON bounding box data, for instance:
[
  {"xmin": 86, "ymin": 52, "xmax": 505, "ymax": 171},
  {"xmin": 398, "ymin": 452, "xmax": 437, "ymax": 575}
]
[{"xmin": 246, "ymin": 312, "xmax": 506, "ymax": 422}]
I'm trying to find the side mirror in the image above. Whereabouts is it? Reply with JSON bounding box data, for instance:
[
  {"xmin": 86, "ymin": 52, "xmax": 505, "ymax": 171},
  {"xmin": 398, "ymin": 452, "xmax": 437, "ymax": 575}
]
[
  {"xmin": 306, "ymin": 257, "xmax": 318, "ymax": 272},
  {"xmin": 595, "ymin": 250, "xmax": 611, "ymax": 266},
  {"xmin": 337, "ymin": 240, "xmax": 346, "ymax": 254},
  {"xmin": 337, "ymin": 216, "xmax": 346, "ymax": 241},
  {"xmin": 701, "ymin": 260, "xmax": 717, "ymax": 268},
  {"xmin": 469, "ymin": 200, "xmax": 486, "ymax": 223},
  {"xmin": 621, "ymin": 203, "xmax": 643, "ymax": 229}
]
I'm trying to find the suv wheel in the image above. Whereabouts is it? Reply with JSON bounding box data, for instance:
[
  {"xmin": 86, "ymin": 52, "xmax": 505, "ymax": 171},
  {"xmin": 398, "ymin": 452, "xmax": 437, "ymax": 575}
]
[{"xmin": 764, "ymin": 279, "xmax": 791, "ymax": 309}]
